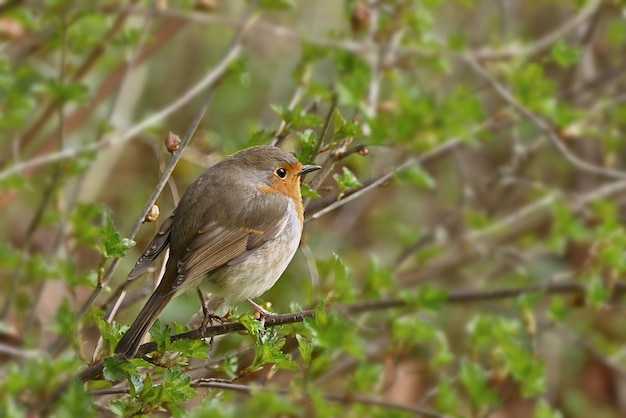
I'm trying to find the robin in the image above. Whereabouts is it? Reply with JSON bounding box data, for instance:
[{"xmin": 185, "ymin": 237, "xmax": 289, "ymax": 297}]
[{"xmin": 114, "ymin": 145, "xmax": 321, "ymax": 358}]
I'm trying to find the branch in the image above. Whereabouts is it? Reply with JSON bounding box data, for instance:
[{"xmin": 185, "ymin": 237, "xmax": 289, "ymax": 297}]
[
  {"xmin": 124, "ymin": 0, "xmax": 602, "ymax": 62},
  {"xmin": 0, "ymin": 15, "xmax": 251, "ymax": 182},
  {"xmin": 464, "ymin": 54, "xmax": 626, "ymax": 180},
  {"xmin": 192, "ymin": 381, "xmax": 449, "ymax": 418},
  {"xmin": 306, "ymin": 137, "xmax": 463, "ymax": 223},
  {"xmin": 69, "ymin": 279, "xmax": 626, "ymax": 385}
]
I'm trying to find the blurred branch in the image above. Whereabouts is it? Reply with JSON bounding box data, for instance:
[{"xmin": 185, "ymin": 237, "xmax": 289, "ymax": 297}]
[
  {"xmin": 470, "ymin": 0, "xmax": 603, "ymax": 60},
  {"xmin": 66, "ymin": 279, "xmax": 626, "ymax": 386},
  {"xmin": 191, "ymin": 381, "xmax": 449, "ymax": 418},
  {"xmin": 89, "ymin": 378, "xmax": 447, "ymax": 417},
  {"xmin": 0, "ymin": 16, "xmax": 189, "ymax": 181},
  {"xmin": 16, "ymin": 0, "xmax": 141, "ymax": 156},
  {"xmin": 306, "ymin": 137, "xmax": 463, "ymax": 223},
  {"xmin": 465, "ymin": 54, "xmax": 626, "ymax": 180},
  {"xmin": 125, "ymin": 0, "xmax": 602, "ymax": 62},
  {"xmin": 270, "ymin": 66, "xmax": 313, "ymax": 147},
  {"xmin": 399, "ymin": 178, "xmax": 626, "ymax": 285}
]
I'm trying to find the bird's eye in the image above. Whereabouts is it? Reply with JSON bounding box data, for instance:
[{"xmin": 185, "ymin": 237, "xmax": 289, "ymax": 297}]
[{"xmin": 276, "ymin": 168, "xmax": 287, "ymax": 178}]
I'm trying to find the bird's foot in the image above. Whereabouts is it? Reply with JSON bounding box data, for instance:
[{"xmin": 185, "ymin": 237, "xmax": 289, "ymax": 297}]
[
  {"xmin": 246, "ymin": 298, "xmax": 276, "ymax": 327},
  {"xmin": 196, "ymin": 290, "xmax": 225, "ymax": 343}
]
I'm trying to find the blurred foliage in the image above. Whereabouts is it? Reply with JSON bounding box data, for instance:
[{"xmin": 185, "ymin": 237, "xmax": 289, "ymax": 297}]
[{"xmin": 2, "ymin": 0, "xmax": 626, "ymax": 417}]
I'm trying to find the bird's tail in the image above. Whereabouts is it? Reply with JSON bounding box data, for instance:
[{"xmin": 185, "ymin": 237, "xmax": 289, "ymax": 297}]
[{"xmin": 114, "ymin": 290, "xmax": 172, "ymax": 359}]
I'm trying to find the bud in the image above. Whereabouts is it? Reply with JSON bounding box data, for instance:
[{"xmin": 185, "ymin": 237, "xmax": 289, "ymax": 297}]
[
  {"xmin": 194, "ymin": 0, "xmax": 218, "ymax": 11},
  {"xmin": 144, "ymin": 205, "xmax": 160, "ymax": 223},
  {"xmin": 350, "ymin": 3, "xmax": 371, "ymax": 35},
  {"xmin": 156, "ymin": 0, "xmax": 167, "ymax": 13},
  {"xmin": 0, "ymin": 18, "xmax": 25, "ymax": 40},
  {"xmin": 165, "ymin": 131, "xmax": 181, "ymax": 154},
  {"xmin": 358, "ymin": 146, "xmax": 369, "ymax": 156}
]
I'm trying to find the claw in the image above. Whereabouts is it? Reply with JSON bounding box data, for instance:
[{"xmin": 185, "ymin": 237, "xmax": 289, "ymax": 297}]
[
  {"xmin": 196, "ymin": 290, "xmax": 225, "ymax": 343},
  {"xmin": 246, "ymin": 298, "xmax": 276, "ymax": 327}
]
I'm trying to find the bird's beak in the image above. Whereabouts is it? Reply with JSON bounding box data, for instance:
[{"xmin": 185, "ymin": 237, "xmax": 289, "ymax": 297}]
[{"xmin": 298, "ymin": 165, "xmax": 321, "ymax": 176}]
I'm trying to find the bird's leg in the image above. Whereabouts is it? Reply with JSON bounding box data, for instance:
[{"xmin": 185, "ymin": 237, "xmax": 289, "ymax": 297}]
[
  {"xmin": 196, "ymin": 289, "xmax": 224, "ymax": 342},
  {"xmin": 246, "ymin": 298, "xmax": 276, "ymax": 327}
]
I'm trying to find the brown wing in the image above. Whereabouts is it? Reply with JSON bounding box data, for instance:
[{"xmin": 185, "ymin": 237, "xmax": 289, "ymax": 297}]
[
  {"xmin": 127, "ymin": 215, "xmax": 175, "ymax": 280},
  {"xmin": 170, "ymin": 210, "xmax": 289, "ymax": 291}
]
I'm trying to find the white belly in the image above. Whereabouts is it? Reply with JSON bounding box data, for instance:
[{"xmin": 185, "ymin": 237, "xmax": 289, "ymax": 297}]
[{"xmin": 204, "ymin": 199, "xmax": 302, "ymax": 302}]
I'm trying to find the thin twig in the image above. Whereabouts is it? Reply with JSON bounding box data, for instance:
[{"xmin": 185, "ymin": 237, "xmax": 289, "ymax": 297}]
[
  {"xmin": 306, "ymin": 138, "xmax": 463, "ymax": 224},
  {"xmin": 123, "ymin": 0, "xmax": 601, "ymax": 62},
  {"xmin": 464, "ymin": 54, "xmax": 626, "ymax": 180},
  {"xmin": 191, "ymin": 381, "xmax": 449, "ymax": 418}
]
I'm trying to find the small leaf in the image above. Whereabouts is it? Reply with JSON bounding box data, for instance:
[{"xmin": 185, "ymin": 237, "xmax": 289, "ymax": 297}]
[
  {"xmin": 548, "ymin": 296, "xmax": 569, "ymax": 322},
  {"xmin": 534, "ymin": 399, "xmax": 564, "ymax": 418},
  {"xmin": 149, "ymin": 320, "xmax": 172, "ymax": 353},
  {"xmin": 50, "ymin": 299, "xmax": 77, "ymax": 344},
  {"xmin": 401, "ymin": 285, "xmax": 448, "ymax": 311},
  {"xmin": 259, "ymin": 0, "xmax": 294, "ymax": 10},
  {"xmin": 162, "ymin": 368, "xmax": 196, "ymax": 403},
  {"xmin": 296, "ymin": 334, "xmax": 312, "ymax": 363},
  {"xmin": 301, "ymin": 183, "xmax": 320, "ymax": 198},
  {"xmin": 98, "ymin": 213, "xmax": 135, "ymax": 259},
  {"xmin": 56, "ymin": 379, "xmax": 94, "ymax": 418},
  {"xmin": 586, "ymin": 275, "xmax": 610, "ymax": 309},
  {"xmin": 551, "ymin": 41, "xmax": 582, "ymax": 68},
  {"xmin": 333, "ymin": 167, "xmax": 362, "ymax": 197},
  {"xmin": 102, "ymin": 357, "xmax": 127, "ymax": 381},
  {"xmin": 396, "ymin": 164, "xmax": 436, "ymax": 188},
  {"xmin": 459, "ymin": 359, "xmax": 498, "ymax": 406}
]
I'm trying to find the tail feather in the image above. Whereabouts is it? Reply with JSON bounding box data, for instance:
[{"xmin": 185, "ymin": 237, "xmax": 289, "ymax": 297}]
[{"xmin": 115, "ymin": 291, "xmax": 172, "ymax": 359}]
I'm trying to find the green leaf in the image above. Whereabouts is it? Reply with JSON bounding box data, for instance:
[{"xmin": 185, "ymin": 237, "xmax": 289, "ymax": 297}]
[
  {"xmin": 217, "ymin": 354, "xmax": 239, "ymax": 379},
  {"xmin": 295, "ymin": 128, "xmax": 319, "ymax": 164},
  {"xmin": 92, "ymin": 313, "xmax": 127, "ymax": 356},
  {"xmin": 301, "ymin": 183, "xmax": 320, "ymax": 199},
  {"xmin": 0, "ymin": 173, "xmax": 32, "ymax": 191},
  {"xmin": 502, "ymin": 343, "xmax": 545, "ymax": 397},
  {"xmin": 162, "ymin": 368, "xmax": 196, "ymax": 403},
  {"xmin": 296, "ymin": 333, "xmax": 312, "ymax": 363},
  {"xmin": 44, "ymin": 78, "xmax": 89, "ymax": 104},
  {"xmin": 585, "ymin": 274, "xmax": 610, "ymax": 309},
  {"xmin": 435, "ymin": 378, "xmax": 459, "ymax": 413},
  {"xmin": 71, "ymin": 202, "xmax": 106, "ymax": 245},
  {"xmin": 401, "ymin": 285, "xmax": 448, "ymax": 311},
  {"xmin": 98, "ymin": 213, "xmax": 135, "ymax": 259},
  {"xmin": 50, "ymin": 299, "xmax": 77, "ymax": 344},
  {"xmin": 239, "ymin": 386, "xmax": 300, "ymax": 416},
  {"xmin": 103, "ymin": 357, "xmax": 128, "ymax": 382},
  {"xmin": 259, "ymin": 0, "xmax": 294, "ymax": 10},
  {"xmin": 364, "ymin": 256, "xmax": 394, "ymax": 296},
  {"xmin": 305, "ymin": 310, "xmax": 364, "ymax": 359},
  {"xmin": 395, "ymin": 164, "xmax": 436, "ymax": 188},
  {"xmin": 548, "ymin": 296, "xmax": 570, "ymax": 322},
  {"xmin": 333, "ymin": 166, "xmax": 362, "ymax": 197},
  {"xmin": 393, "ymin": 316, "xmax": 436, "ymax": 343},
  {"xmin": 459, "ymin": 359, "xmax": 498, "ymax": 406},
  {"xmin": 534, "ymin": 399, "xmax": 563, "ymax": 418},
  {"xmin": 317, "ymin": 253, "xmax": 355, "ymax": 302},
  {"xmin": 239, "ymin": 314, "xmax": 298, "ymax": 372},
  {"xmin": 55, "ymin": 379, "xmax": 95, "ymax": 418},
  {"xmin": 551, "ymin": 41, "xmax": 582, "ymax": 68},
  {"xmin": 149, "ymin": 320, "xmax": 172, "ymax": 353}
]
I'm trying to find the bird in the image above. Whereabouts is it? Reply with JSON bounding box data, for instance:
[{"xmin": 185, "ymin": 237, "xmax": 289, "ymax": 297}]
[{"xmin": 114, "ymin": 145, "xmax": 320, "ymax": 358}]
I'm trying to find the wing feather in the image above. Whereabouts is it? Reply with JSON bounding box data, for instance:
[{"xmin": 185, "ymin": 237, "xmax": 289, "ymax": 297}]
[
  {"xmin": 127, "ymin": 215, "xmax": 175, "ymax": 280},
  {"xmin": 169, "ymin": 211, "xmax": 289, "ymax": 292}
]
